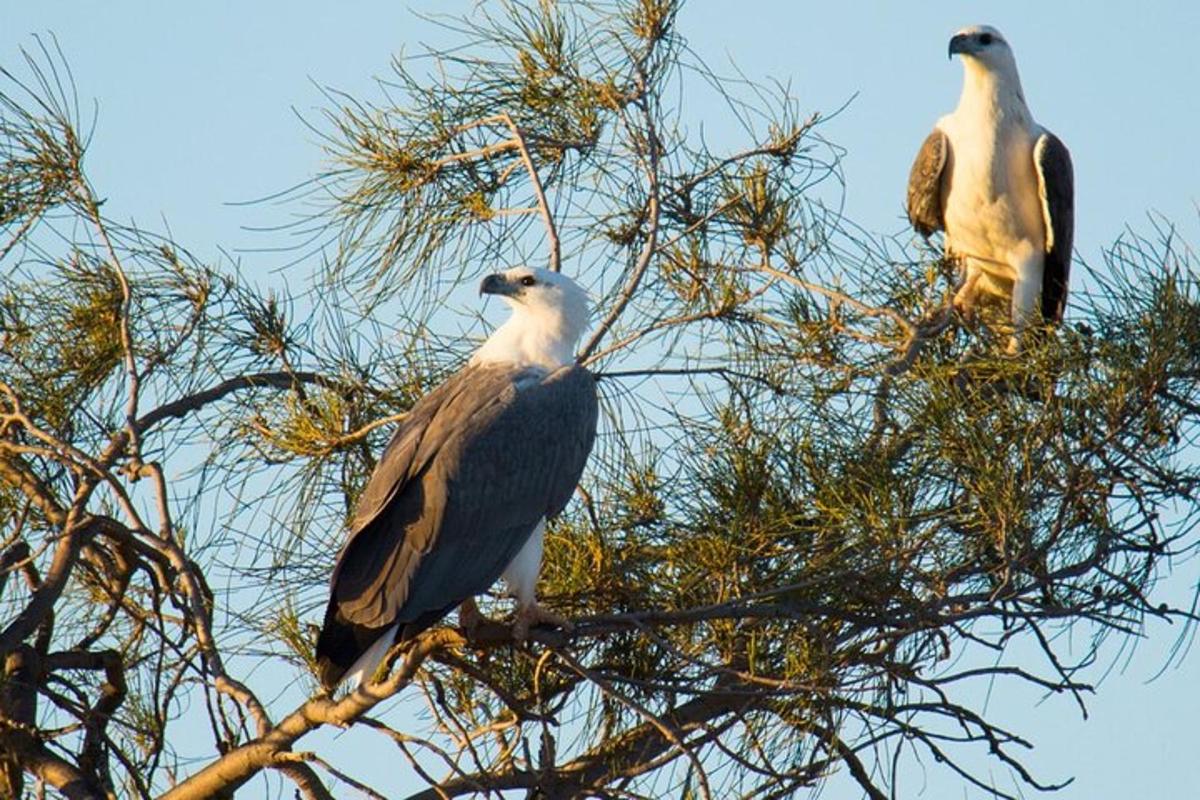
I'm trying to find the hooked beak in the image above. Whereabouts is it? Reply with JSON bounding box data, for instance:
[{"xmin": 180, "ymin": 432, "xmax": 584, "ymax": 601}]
[
  {"xmin": 948, "ymin": 33, "xmax": 972, "ymax": 59},
  {"xmin": 479, "ymin": 273, "xmax": 517, "ymax": 297}
]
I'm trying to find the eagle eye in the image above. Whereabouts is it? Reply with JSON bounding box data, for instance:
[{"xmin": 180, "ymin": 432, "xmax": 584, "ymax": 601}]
[
  {"xmin": 979, "ymin": 33, "xmax": 994, "ymax": 45},
  {"xmin": 520, "ymin": 275, "xmax": 537, "ymax": 287}
]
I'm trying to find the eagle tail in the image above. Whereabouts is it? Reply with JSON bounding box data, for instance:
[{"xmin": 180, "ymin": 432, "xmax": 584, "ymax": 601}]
[
  {"xmin": 315, "ymin": 605, "xmax": 450, "ymax": 690},
  {"xmin": 340, "ymin": 622, "xmax": 400, "ymax": 690},
  {"xmin": 314, "ymin": 607, "xmax": 396, "ymax": 691}
]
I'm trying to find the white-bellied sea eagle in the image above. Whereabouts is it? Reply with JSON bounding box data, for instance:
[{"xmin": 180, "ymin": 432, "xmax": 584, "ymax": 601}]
[
  {"xmin": 907, "ymin": 24, "xmax": 1074, "ymax": 348},
  {"xmin": 315, "ymin": 267, "xmax": 598, "ymax": 690}
]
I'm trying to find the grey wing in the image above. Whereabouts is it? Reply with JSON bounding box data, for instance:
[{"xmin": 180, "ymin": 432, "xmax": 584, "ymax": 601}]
[
  {"xmin": 315, "ymin": 366, "xmax": 508, "ymax": 687},
  {"xmin": 1034, "ymin": 132, "xmax": 1074, "ymax": 324},
  {"xmin": 539, "ymin": 365, "xmax": 599, "ymax": 516},
  {"xmin": 907, "ymin": 129, "xmax": 949, "ymax": 238},
  {"xmin": 342, "ymin": 371, "xmax": 476, "ymax": 537},
  {"xmin": 397, "ymin": 364, "xmax": 598, "ymax": 618},
  {"xmin": 332, "ymin": 363, "xmax": 598, "ymax": 628}
]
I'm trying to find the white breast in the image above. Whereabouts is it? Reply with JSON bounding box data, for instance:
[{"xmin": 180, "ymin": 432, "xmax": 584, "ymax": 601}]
[{"xmin": 939, "ymin": 115, "xmax": 1046, "ymax": 275}]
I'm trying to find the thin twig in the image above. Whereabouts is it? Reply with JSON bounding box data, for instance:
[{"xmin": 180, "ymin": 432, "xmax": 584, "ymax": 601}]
[
  {"xmin": 497, "ymin": 112, "xmax": 560, "ymax": 273},
  {"xmin": 579, "ymin": 95, "xmax": 662, "ymax": 360}
]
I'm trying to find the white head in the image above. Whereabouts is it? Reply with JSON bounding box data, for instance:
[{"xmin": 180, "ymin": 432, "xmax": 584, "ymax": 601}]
[
  {"xmin": 472, "ymin": 266, "xmax": 591, "ymax": 369},
  {"xmin": 949, "ymin": 25, "xmax": 1023, "ymax": 91}
]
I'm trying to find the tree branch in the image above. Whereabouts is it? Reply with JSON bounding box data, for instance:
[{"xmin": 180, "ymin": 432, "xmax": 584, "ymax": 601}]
[
  {"xmin": 406, "ymin": 683, "xmax": 759, "ymax": 799},
  {"xmin": 157, "ymin": 629, "xmax": 464, "ymax": 800},
  {"xmin": 496, "ymin": 112, "xmax": 560, "ymax": 273},
  {"xmin": 133, "ymin": 371, "xmax": 356, "ymax": 435}
]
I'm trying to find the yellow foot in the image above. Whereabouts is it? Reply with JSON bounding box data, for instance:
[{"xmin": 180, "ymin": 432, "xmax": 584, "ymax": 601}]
[
  {"xmin": 512, "ymin": 602, "xmax": 575, "ymax": 641},
  {"xmin": 952, "ymin": 297, "xmax": 976, "ymax": 324},
  {"xmin": 458, "ymin": 597, "xmax": 495, "ymax": 638}
]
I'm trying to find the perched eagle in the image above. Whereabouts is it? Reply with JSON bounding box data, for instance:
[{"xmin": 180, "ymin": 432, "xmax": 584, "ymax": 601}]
[
  {"xmin": 315, "ymin": 267, "xmax": 598, "ymax": 690},
  {"xmin": 907, "ymin": 24, "xmax": 1074, "ymax": 347}
]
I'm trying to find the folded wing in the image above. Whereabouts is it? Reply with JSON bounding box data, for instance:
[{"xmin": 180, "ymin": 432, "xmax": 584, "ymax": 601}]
[{"xmin": 315, "ymin": 362, "xmax": 598, "ymax": 688}]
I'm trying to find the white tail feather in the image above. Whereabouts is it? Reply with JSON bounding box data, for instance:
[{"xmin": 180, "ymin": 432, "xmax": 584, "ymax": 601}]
[{"xmin": 342, "ymin": 622, "xmax": 399, "ymax": 690}]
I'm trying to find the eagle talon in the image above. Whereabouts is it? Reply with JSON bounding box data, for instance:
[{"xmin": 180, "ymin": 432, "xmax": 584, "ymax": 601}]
[
  {"xmin": 952, "ymin": 273, "xmax": 980, "ymax": 324},
  {"xmin": 512, "ymin": 602, "xmax": 573, "ymax": 641},
  {"xmin": 952, "ymin": 299, "xmax": 976, "ymax": 325},
  {"xmin": 458, "ymin": 597, "xmax": 488, "ymax": 637}
]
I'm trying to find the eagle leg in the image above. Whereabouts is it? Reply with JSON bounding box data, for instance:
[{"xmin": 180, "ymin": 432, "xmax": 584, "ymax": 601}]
[
  {"xmin": 952, "ymin": 264, "xmax": 981, "ymax": 322},
  {"xmin": 513, "ymin": 600, "xmax": 575, "ymax": 641},
  {"xmin": 1008, "ymin": 260, "xmax": 1046, "ymax": 352},
  {"xmin": 1006, "ymin": 263, "xmax": 1043, "ymax": 354}
]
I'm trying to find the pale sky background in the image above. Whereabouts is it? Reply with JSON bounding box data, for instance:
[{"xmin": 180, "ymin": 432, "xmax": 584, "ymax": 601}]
[{"xmin": 4, "ymin": 2, "xmax": 1200, "ymax": 798}]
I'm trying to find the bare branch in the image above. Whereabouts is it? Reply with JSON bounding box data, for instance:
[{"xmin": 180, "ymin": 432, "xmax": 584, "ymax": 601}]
[{"xmin": 496, "ymin": 112, "xmax": 560, "ymax": 273}]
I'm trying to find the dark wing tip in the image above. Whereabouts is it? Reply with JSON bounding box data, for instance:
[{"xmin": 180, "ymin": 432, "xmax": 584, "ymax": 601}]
[
  {"xmin": 907, "ymin": 130, "xmax": 949, "ymax": 238},
  {"xmin": 1035, "ymin": 132, "xmax": 1074, "ymax": 324},
  {"xmin": 314, "ymin": 613, "xmax": 355, "ymax": 690},
  {"xmin": 314, "ymin": 602, "xmax": 384, "ymax": 691},
  {"xmin": 316, "ymin": 657, "xmax": 345, "ymax": 693}
]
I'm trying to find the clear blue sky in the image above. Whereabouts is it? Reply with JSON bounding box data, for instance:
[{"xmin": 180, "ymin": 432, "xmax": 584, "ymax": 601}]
[{"xmin": 5, "ymin": 2, "xmax": 1199, "ymax": 798}]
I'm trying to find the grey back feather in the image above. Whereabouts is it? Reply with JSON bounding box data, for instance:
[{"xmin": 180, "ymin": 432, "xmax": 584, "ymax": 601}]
[{"xmin": 327, "ymin": 362, "xmax": 598, "ymax": 630}]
